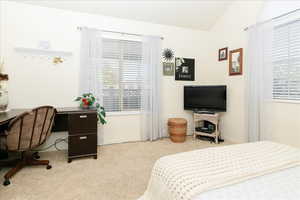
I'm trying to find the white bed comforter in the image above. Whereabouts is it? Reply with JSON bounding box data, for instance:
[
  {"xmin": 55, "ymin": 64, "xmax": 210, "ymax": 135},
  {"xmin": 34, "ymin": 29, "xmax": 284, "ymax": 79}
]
[
  {"xmin": 195, "ymin": 165, "xmax": 300, "ymax": 200},
  {"xmin": 140, "ymin": 141, "xmax": 300, "ymax": 200}
]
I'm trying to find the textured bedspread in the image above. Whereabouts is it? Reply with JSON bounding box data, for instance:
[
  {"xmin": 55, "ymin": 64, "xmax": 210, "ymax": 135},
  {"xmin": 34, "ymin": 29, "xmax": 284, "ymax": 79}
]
[
  {"xmin": 140, "ymin": 141, "xmax": 300, "ymax": 200},
  {"xmin": 195, "ymin": 166, "xmax": 300, "ymax": 200}
]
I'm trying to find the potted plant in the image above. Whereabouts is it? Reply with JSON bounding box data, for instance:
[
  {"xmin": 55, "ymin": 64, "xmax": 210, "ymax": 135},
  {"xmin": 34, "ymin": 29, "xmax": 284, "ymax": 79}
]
[{"xmin": 75, "ymin": 93, "xmax": 106, "ymax": 124}]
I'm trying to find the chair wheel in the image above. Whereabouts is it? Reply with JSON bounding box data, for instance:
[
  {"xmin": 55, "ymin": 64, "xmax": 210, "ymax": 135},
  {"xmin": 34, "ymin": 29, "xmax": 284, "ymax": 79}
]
[
  {"xmin": 46, "ymin": 165, "xmax": 52, "ymax": 170},
  {"xmin": 3, "ymin": 179, "xmax": 10, "ymax": 186},
  {"xmin": 33, "ymin": 152, "xmax": 40, "ymax": 159}
]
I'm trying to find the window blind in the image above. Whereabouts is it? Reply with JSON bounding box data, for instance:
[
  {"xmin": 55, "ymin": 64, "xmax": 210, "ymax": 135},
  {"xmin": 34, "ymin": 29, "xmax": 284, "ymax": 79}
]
[
  {"xmin": 101, "ymin": 38, "xmax": 142, "ymax": 112},
  {"xmin": 272, "ymin": 20, "xmax": 300, "ymax": 100}
]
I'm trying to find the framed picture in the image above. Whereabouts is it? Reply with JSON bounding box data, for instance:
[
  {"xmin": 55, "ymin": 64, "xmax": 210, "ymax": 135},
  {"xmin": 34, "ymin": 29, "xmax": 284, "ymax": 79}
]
[
  {"xmin": 218, "ymin": 47, "xmax": 228, "ymax": 61},
  {"xmin": 163, "ymin": 62, "xmax": 174, "ymax": 76},
  {"xmin": 229, "ymin": 48, "xmax": 243, "ymax": 76},
  {"xmin": 175, "ymin": 57, "xmax": 195, "ymax": 81}
]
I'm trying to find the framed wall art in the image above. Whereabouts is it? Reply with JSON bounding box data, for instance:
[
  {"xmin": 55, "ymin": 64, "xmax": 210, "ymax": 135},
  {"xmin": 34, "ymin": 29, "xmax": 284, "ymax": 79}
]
[
  {"xmin": 175, "ymin": 57, "xmax": 195, "ymax": 81},
  {"xmin": 163, "ymin": 62, "xmax": 174, "ymax": 76},
  {"xmin": 218, "ymin": 47, "xmax": 228, "ymax": 61},
  {"xmin": 229, "ymin": 48, "xmax": 243, "ymax": 76}
]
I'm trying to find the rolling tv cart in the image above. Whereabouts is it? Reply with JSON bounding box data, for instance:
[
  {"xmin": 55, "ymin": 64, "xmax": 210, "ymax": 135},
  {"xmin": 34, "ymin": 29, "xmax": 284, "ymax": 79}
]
[{"xmin": 193, "ymin": 112, "xmax": 221, "ymax": 143}]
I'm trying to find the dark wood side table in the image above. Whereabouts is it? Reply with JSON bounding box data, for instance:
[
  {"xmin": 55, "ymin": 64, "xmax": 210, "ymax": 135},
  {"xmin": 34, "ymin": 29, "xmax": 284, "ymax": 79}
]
[
  {"xmin": 53, "ymin": 107, "xmax": 98, "ymax": 163},
  {"xmin": 67, "ymin": 109, "xmax": 98, "ymax": 163}
]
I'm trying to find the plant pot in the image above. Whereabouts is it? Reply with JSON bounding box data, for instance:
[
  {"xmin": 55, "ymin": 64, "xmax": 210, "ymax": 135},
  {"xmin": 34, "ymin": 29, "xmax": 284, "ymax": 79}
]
[{"xmin": 81, "ymin": 104, "xmax": 90, "ymax": 109}]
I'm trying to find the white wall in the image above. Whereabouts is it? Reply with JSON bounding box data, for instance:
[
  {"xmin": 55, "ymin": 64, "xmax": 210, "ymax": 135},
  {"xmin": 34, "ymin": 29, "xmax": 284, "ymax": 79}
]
[
  {"xmin": 2, "ymin": 1, "xmax": 215, "ymax": 148},
  {"xmin": 208, "ymin": 1, "xmax": 263, "ymax": 143},
  {"xmin": 259, "ymin": 1, "xmax": 300, "ymax": 21},
  {"xmin": 0, "ymin": 1, "xmax": 3, "ymax": 61},
  {"xmin": 209, "ymin": 0, "xmax": 300, "ymax": 148},
  {"xmin": 4, "ymin": 1, "xmax": 299, "ymax": 149},
  {"xmin": 258, "ymin": 1, "xmax": 300, "ymax": 148}
]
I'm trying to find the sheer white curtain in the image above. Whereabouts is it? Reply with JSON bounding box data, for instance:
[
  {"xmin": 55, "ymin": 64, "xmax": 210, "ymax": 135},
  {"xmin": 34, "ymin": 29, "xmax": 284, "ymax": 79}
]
[
  {"xmin": 80, "ymin": 28, "xmax": 103, "ymax": 144},
  {"xmin": 0, "ymin": 1, "xmax": 3, "ymax": 62},
  {"xmin": 140, "ymin": 36, "xmax": 164, "ymax": 141},
  {"xmin": 79, "ymin": 27, "xmax": 103, "ymax": 105},
  {"xmin": 246, "ymin": 23, "xmax": 274, "ymax": 142}
]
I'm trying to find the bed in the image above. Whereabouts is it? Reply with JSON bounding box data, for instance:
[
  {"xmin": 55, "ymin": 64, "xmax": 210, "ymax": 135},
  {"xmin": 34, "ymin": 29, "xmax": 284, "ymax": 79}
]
[{"xmin": 139, "ymin": 141, "xmax": 300, "ymax": 200}]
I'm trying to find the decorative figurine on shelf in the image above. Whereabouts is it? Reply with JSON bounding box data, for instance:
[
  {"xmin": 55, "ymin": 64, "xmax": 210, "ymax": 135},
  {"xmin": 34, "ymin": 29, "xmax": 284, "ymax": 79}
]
[
  {"xmin": 75, "ymin": 93, "xmax": 106, "ymax": 124},
  {"xmin": 0, "ymin": 60, "xmax": 9, "ymax": 113},
  {"xmin": 53, "ymin": 57, "xmax": 64, "ymax": 64}
]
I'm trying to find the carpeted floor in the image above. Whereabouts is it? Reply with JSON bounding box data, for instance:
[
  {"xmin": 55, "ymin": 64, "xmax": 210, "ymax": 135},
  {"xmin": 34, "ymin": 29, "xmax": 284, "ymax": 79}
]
[{"xmin": 0, "ymin": 137, "xmax": 231, "ymax": 200}]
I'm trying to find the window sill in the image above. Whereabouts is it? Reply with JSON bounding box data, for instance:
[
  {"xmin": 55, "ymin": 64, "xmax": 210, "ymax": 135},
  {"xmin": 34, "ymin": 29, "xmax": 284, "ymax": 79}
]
[
  {"xmin": 270, "ymin": 99, "xmax": 300, "ymax": 104},
  {"xmin": 106, "ymin": 111, "xmax": 141, "ymax": 116}
]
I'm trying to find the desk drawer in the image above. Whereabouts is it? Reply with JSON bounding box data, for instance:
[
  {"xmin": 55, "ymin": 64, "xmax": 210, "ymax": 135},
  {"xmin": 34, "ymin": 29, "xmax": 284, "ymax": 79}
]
[
  {"xmin": 68, "ymin": 133, "xmax": 97, "ymax": 157},
  {"xmin": 68, "ymin": 113, "xmax": 97, "ymax": 134}
]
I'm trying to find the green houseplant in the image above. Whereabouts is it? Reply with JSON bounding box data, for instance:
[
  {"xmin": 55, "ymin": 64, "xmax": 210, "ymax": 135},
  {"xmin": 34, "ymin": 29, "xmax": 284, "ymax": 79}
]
[{"xmin": 75, "ymin": 93, "xmax": 106, "ymax": 124}]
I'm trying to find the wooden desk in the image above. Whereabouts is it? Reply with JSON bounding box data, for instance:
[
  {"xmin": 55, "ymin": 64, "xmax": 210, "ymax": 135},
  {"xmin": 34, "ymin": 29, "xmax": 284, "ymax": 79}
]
[
  {"xmin": 0, "ymin": 109, "xmax": 28, "ymax": 160},
  {"xmin": 0, "ymin": 109, "xmax": 27, "ymax": 125},
  {"xmin": 0, "ymin": 107, "xmax": 98, "ymax": 162}
]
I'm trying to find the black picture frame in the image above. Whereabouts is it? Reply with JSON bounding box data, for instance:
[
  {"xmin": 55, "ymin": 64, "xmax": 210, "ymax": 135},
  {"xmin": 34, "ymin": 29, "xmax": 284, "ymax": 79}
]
[{"xmin": 175, "ymin": 57, "xmax": 195, "ymax": 81}]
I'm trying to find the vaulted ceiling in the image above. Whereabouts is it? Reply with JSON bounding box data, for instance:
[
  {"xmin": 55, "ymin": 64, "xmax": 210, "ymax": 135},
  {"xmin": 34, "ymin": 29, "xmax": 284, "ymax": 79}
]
[{"xmin": 22, "ymin": 1, "xmax": 233, "ymax": 30}]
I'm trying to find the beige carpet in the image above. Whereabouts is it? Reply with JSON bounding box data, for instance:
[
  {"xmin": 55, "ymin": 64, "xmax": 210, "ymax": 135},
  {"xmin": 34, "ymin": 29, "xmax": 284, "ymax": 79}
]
[{"xmin": 0, "ymin": 137, "xmax": 231, "ymax": 200}]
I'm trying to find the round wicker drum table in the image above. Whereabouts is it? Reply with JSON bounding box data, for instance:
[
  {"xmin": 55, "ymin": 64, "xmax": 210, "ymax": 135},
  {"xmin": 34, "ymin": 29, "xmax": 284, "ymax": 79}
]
[{"xmin": 168, "ymin": 118, "xmax": 187, "ymax": 143}]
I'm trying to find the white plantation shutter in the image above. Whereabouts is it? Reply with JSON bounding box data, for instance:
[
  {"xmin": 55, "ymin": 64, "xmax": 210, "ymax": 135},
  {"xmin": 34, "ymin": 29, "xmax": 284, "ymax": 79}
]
[
  {"xmin": 273, "ymin": 20, "xmax": 300, "ymax": 100},
  {"xmin": 101, "ymin": 38, "xmax": 142, "ymax": 112}
]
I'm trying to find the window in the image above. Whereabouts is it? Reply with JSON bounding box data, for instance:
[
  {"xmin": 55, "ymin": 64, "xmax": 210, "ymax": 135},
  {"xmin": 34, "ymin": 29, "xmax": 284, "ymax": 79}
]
[
  {"xmin": 272, "ymin": 20, "xmax": 300, "ymax": 100},
  {"xmin": 101, "ymin": 38, "xmax": 142, "ymax": 112}
]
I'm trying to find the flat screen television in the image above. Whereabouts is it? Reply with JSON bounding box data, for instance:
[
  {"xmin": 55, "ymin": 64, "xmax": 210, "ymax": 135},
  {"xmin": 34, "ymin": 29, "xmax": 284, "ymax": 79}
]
[{"xmin": 184, "ymin": 85, "xmax": 226, "ymax": 112}]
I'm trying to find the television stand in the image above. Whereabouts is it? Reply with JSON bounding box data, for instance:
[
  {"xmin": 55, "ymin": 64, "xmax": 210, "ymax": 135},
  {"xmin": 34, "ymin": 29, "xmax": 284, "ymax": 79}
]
[
  {"xmin": 193, "ymin": 112, "xmax": 221, "ymax": 143},
  {"xmin": 194, "ymin": 110, "xmax": 216, "ymax": 115}
]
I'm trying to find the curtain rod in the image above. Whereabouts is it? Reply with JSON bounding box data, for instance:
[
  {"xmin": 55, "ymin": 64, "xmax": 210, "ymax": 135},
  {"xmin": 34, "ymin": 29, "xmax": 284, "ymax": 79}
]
[
  {"xmin": 77, "ymin": 26, "xmax": 164, "ymax": 40},
  {"xmin": 244, "ymin": 8, "xmax": 300, "ymax": 31}
]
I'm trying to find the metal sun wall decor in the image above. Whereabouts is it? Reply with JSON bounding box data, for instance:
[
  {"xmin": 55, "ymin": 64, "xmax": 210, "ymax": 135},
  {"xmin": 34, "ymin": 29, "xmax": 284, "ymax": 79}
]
[
  {"xmin": 162, "ymin": 48, "xmax": 174, "ymax": 61},
  {"xmin": 162, "ymin": 48, "xmax": 175, "ymax": 76}
]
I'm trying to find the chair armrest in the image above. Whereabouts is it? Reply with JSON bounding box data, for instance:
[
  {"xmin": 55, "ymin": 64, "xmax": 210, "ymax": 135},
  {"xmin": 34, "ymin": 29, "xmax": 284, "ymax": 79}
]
[
  {"xmin": 0, "ymin": 133, "xmax": 7, "ymax": 151},
  {"xmin": 0, "ymin": 130, "xmax": 8, "ymax": 136}
]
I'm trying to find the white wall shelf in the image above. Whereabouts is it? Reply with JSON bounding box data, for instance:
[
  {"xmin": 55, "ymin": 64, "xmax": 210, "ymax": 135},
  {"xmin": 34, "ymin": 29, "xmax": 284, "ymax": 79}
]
[{"xmin": 14, "ymin": 47, "xmax": 72, "ymax": 56}]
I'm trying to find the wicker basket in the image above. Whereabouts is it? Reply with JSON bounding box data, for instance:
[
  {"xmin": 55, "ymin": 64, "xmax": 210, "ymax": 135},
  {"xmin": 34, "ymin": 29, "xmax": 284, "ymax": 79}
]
[{"xmin": 168, "ymin": 118, "xmax": 187, "ymax": 143}]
